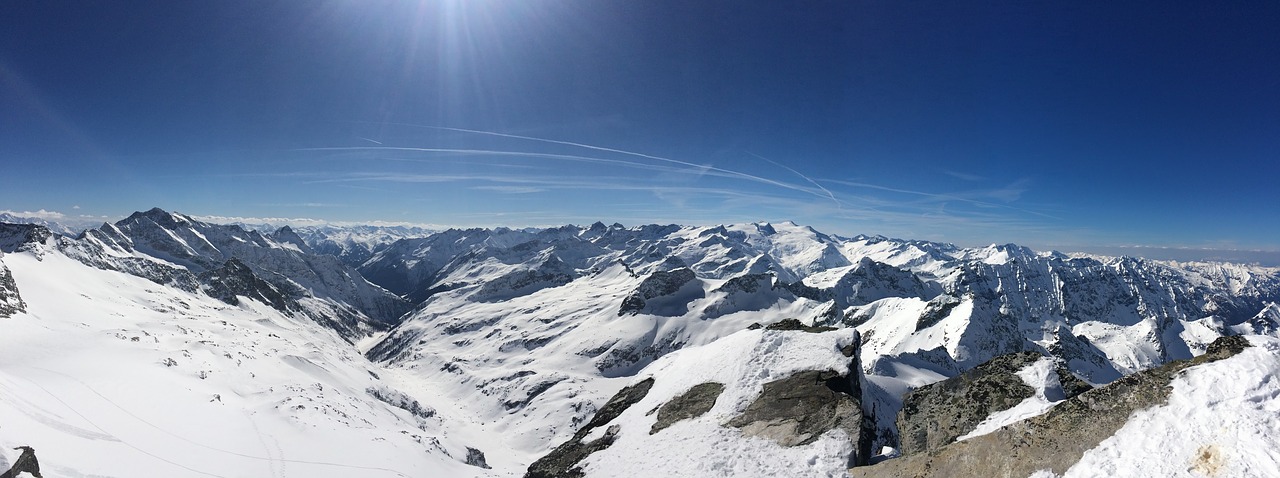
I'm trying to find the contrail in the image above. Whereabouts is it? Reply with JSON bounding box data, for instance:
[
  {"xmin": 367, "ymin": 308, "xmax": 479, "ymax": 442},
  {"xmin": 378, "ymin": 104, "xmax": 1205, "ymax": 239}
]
[
  {"xmin": 825, "ymin": 179, "xmax": 1060, "ymax": 220},
  {"xmin": 746, "ymin": 151, "xmax": 841, "ymax": 210},
  {"xmin": 358, "ymin": 123, "xmax": 837, "ymax": 203},
  {"xmin": 295, "ymin": 144, "xmax": 832, "ymax": 203},
  {"xmin": 357, "ymin": 137, "xmax": 383, "ymax": 145}
]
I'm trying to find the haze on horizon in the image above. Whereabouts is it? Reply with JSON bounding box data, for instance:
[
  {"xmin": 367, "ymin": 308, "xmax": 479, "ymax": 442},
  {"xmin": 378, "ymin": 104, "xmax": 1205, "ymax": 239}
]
[{"xmin": 2, "ymin": 1, "xmax": 1278, "ymax": 253}]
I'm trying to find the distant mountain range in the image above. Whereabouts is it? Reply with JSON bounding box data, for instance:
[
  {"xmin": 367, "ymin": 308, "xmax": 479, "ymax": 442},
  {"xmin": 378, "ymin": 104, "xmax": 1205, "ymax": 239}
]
[{"xmin": 1, "ymin": 207, "xmax": 1278, "ymax": 477}]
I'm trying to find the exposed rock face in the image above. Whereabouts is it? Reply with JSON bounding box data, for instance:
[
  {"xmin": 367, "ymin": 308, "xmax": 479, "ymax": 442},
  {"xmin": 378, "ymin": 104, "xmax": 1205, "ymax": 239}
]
[
  {"xmin": 0, "ymin": 223, "xmax": 53, "ymax": 253},
  {"xmin": 829, "ymin": 257, "xmax": 928, "ymax": 308},
  {"xmin": 199, "ymin": 258, "xmax": 300, "ymax": 313},
  {"xmin": 852, "ymin": 336, "xmax": 1253, "ymax": 478},
  {"xmin": 725, "ymin": 344, "xmax": 872, "ymax": 469},
  {"xmin": 526, "ymin": 378, "xmax": 655, "ymax": 478},
  {"xmin": 464, "ymin": 447, "xmax": 491, "ymax": 469},
  {"xmin": 769, "ymin": 318, "xmax": 837, "ymax": 333},
  {"xmin": 896, "ymin": 350, "xmax": 1043, "ymax": 455},
  {"xmin": 915, "ymin": 294, "xmax": 961, "ymax": 331},
  {"xmin": 0, "ymin": 258, "xmax": 25, "ymax": 318},
  {"xmin": 650, "ymin": 382, "xmax": 725, "ymax": 434},
  {"xmin": 473, "ymin": 254, "xmax": 576, "ymax": 302},
  {"xmin": 1056, "ymin": 366, "xmax": 1095, "ymax": 400},
  {"xmin": 618, "ymin": 268, "xmax": 699, "ymax": 316},
  {"xmin": 728, "ymin": 370, "xmax": 862, "ymax": 447},
  {"xmin": 1, "ymin": 446, "xmax": 42, "ymax": 478}
]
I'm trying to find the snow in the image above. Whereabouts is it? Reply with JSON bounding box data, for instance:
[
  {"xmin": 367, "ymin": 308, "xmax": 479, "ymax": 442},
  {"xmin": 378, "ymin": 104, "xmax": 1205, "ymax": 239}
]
[
  {"xmin": 578, "ymin": 328, "xmax": 860, "ymax": 477},
  {"xmin": 956, "ymin": 356, "xmax": 1064, "ymax": 441},
  {"xmin": 0, "ymin": 249, "xmax": 492, "ymax": 477},
  {"xmin": 1060, "ymin": 336, "xmax": 1280, "ymax": 478}
]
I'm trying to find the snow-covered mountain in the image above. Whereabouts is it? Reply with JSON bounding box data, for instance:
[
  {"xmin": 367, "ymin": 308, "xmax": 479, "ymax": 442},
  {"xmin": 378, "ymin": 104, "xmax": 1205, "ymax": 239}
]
[
  {"xmin": 2, "ymin": 212, "xmax": 1279, "ymax": 477},
  {"xmin": 15, "ymin": 208, "xmax": 411, "ymax": 339}
]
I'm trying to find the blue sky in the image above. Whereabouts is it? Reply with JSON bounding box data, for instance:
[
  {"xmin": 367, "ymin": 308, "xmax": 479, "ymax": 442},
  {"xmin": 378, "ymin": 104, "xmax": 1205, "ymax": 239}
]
[{"xmin": 2, "ymin": 1, "xmax": 1278, "ymax": 251}]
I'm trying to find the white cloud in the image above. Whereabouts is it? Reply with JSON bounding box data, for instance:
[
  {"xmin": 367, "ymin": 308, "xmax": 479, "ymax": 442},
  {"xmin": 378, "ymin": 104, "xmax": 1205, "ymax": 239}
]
[{"xmin": 0, "ymin": 209, "xmax": 66, "ymax": 220}]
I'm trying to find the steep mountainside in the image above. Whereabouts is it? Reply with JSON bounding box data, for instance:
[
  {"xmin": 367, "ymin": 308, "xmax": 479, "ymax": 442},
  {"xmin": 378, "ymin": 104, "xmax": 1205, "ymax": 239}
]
[
  {"xmin": 355, "ymin": 221, "xmax": 1280, "ymax": 460},
  {"xmin": 3, "ymin": 209, "xmax": 410, "ymax": 339}
]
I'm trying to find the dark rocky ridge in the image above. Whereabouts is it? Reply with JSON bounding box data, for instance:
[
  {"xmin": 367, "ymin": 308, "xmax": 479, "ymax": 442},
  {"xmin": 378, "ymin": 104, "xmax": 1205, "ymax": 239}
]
[
  {"xmin": 526, "ymin": 378, "xmax": 656, "ymax": 478},
  {"xmin": 896, "ymin": 351, "xmax": 1044, "ymax": 455},
  {"xmin": 0, "ymin": 257, "xmax": 25, "ymax": 318},
  {"xmin": 852, "ymin": 336, "xmax": 1253, "ymax": 477}
]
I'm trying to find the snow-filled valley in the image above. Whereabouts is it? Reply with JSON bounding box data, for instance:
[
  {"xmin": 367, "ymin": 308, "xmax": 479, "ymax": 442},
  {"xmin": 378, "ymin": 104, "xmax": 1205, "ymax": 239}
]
[{"xmin": 2, "ymin": 209, "xmax": 1279, "ymax": 477}]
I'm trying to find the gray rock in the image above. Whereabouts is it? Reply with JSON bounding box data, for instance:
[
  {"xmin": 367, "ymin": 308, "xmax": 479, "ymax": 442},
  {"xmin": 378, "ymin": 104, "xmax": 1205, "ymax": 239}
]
[
  {"xmin": 618, "ymin": 268, "xmax": 698, "ymax": 316},
  {"xmin": 852, "ymin": 336, "xmax": 1253, "ymax": 478},
  {"xmin": 896, "ymin": 350, "xmax": 1043, "ymax": 456},
  {"xmin": 199, "ymin": 258, "xmax": 300, "ymax": 314},
  {"xmin": 0, "ymin": 259, "xmax": 25, "ymax": 318},
  {"xmin": 0, "ymin": 223, "xmax": 53, "ymax": 253},
  {"xmin": 464, "ymin": 447, "xmax": 491, "ymax": 469},
  {"xmin": 763, "ymin": 318, "xmax": 837, "ymax": 333},
  {"xmin": 650, "ymin": 382, "xmax": 725, "ymax": 434},
  {"xmin": 727, "ymin": 363, "xmax": 872, "ymax": 467},
  {"xmin": 915, "ymin": 294, "xmax": 961, "ymax": 331},
  {"xmin": 526, "ymin": 378, "xmax": 655, "ymax": 478},
  {"xmin": 1, "ymin": 446, "xmax": 41, "ymax": 478},
  {"xmin": 1056, "ymin": 366, "xmax": 1094, "ymax": 400}
]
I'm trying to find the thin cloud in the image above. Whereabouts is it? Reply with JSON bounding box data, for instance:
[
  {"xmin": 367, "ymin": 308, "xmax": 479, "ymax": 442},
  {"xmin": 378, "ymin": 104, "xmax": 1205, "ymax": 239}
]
[
  {"xmin": 0, "ymin": 209, "xmax": 66, "ymax": 220},
  {"xmin": 472, "ymin": 185, "xmax": 546, "ymax": 194},
  {"xmin": 746, "ymin": 151, "xmax": 842, "ymax": 210},
  {"xmin": 354, "ymin": 123, "xmax": 838, "ymax": 204},
  {"xmin": 942, "ymin": 170, "xmax": 987, "ymax": 182}
]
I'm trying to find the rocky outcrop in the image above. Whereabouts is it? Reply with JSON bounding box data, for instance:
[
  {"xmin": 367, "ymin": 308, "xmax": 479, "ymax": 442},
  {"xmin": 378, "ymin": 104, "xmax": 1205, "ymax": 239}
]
[
  {"xmin": 199, "ymin": 258, "xmax": 300, "ymax": 313},
  {"xmin": 852, "ymin": 336, "xmax": 1252, "ymax": 477},
  {"xmin": 0, "ymin": 258, "xmax": 25, "ymax": 318},
  {"xmin": 526, "ymin": 378, "xmax": 655, "ymax": 478},
  {"xmin": 464, "ymin": 447, "xmax": 490, "ymax": 469},
  {"xmin": 472, "ymin": 255, "xmax": 576, "ymax": 302},
  {"xmin": 915, "ymin": 294, "xmax": 961, "ymax": 331},
  {"xmin": 618, "ymin": 268, "xmax": 699, "ymax": 316},
  {"xmin": 896, "ymin": 351, "xmax": 1043, "ymax": 455},
  {"xmin": 0, "ymin": 223, "xmax": 53, "ymax": 253},
  {"xmin": 1, "ymin": 446, "xmax": 42, "ymax": 478},
  {"xmin": 725, "ymin": 337, "xmax": 871, "ymax": 467},
  {"xmin": 650, "ymin": 382, "xmax": 725, "ymax": 434},
  {"xmin": 747, "ymin": 318, "xmax": 837, "ymax": 333}
]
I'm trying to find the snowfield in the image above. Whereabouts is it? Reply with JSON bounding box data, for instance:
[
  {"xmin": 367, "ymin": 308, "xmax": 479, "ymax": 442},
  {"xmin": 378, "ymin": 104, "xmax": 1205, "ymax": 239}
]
[{"xmin": 0, "ymin": 250, "xmax": 493, "ymax": 478}]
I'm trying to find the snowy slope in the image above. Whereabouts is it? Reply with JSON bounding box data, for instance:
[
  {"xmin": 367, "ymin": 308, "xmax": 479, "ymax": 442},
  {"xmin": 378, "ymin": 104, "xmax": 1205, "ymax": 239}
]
[
  {"xmin": 578, "ymin": 328, "xmax": 861, "ymax": 478},
  {"xmin": 1061, "ymin": 336, "xmax": 1280, "ymax": 477},
  {"xmin": 0, "ymin": 248, "xmax": 494, "ymax": 477}
]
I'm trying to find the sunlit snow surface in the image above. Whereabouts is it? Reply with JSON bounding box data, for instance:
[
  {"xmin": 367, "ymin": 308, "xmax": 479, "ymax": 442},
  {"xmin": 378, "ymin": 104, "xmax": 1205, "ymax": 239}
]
[
  {"xmin": 1058, "ymin": 336, "xmax": 1280, "ymax": 478},
  {"xmin": 580, "ymin": 328, "xmax": 859, "ymax": 478},
  {"xmin": 0, "ymin": 251, "xmax": 492, "ymax": 477}
]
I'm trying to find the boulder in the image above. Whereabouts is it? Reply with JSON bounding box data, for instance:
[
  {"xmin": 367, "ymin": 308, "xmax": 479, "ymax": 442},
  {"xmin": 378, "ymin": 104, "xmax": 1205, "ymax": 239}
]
[
  {"xmin": 727, "ymin": 367, "xmax": 871, "ymax": 466},
  {"xmin": 650, "ymin": 382, "xmax": 725, "ymax": 434}
]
